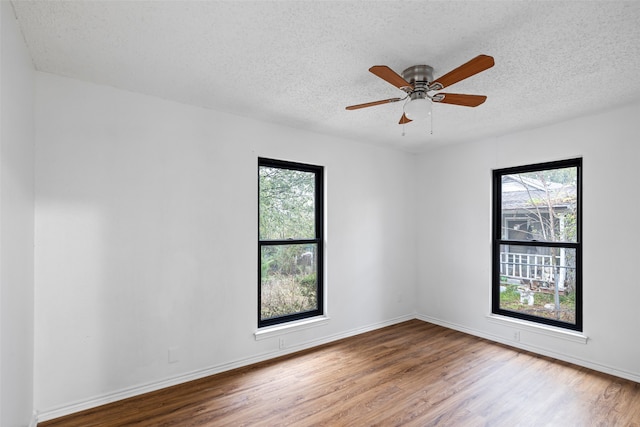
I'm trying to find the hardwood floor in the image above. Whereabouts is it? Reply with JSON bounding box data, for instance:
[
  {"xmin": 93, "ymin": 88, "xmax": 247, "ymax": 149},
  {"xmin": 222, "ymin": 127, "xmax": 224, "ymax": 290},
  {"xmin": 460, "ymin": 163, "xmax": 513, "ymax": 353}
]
[{"xmin": 40, "ymin": 320, "xmax": 640, "ymax": 426}]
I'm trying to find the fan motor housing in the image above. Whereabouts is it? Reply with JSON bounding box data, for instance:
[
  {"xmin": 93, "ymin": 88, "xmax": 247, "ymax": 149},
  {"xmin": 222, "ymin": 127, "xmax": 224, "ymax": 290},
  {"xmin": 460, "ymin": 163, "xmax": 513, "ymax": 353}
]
[
  {"xmin": 402, "ymin": 65, "xmax": 434, "ymax": 86},
  {"xmin": 402, "ymin": 65, "xmax": 434, "ymax": 100}
]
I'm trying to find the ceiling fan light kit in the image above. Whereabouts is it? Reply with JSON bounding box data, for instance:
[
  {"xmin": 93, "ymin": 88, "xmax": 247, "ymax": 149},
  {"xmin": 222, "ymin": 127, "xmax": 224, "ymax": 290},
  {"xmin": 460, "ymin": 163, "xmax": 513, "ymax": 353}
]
[
  {"xmin": 403, "ymin": 96, "xmax": 431, "ymax": 121},
  {"xmin": 346, "ymin": 55, "xmax": 494, "ymax": 133}
]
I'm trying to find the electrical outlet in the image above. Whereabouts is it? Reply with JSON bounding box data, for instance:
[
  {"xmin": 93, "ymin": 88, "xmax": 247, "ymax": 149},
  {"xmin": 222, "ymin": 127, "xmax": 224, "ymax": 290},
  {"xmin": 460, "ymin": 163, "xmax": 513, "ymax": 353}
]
[
  {"xmin": 279, "ymin": 338, "xmax": 286, "ymax": 349},
  {"xmin": 512, "ymin": 331, "xmax": 520, "ymax": 342}
]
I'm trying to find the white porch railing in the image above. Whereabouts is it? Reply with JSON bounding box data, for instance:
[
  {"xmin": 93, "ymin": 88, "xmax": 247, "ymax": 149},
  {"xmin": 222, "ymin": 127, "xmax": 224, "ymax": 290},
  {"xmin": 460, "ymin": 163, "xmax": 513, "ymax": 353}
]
[{"xmin": 500, "ymin": 251, "xmax": 572, "ymax": 290}]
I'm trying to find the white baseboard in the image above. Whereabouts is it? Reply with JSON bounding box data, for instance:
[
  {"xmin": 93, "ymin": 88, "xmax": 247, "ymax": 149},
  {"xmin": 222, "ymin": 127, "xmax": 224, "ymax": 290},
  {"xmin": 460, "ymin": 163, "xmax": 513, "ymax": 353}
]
[
  {"xmin": 29, "ymin": 411, "xmax": 39, "ymax": 427},
  {"xmin": 36, "ymin": 313, "xmax": 415, "ymax": 423},
  {"xmin": 415, "ymin": 313, "xmax": 640, "ymax": 384}
]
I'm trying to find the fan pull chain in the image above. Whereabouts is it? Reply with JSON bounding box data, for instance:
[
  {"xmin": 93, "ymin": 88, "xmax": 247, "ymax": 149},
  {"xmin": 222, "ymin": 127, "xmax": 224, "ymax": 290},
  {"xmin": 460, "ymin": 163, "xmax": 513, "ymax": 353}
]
[{"xmin": 430, "ymin": 107, "xmax": 433, "ymax": 135}]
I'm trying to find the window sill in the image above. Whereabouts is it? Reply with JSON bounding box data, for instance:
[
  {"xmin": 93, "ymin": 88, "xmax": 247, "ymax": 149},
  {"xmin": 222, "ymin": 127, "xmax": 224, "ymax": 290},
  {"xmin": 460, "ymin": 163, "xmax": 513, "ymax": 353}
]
[
  {"xmin": 486, "ymin": 314, "xmax": 588, "ymax": 344},
  {"xmin": 254, "ymin": 315, "xmax": 330, "ymax": 341}
]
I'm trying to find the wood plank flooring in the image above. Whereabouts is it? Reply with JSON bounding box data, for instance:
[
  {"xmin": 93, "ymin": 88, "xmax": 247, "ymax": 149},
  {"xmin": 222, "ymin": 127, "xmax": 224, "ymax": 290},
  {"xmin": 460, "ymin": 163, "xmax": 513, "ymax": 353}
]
[{"xmin": 40, "ymin": 320, "xmax": 640, "ymax": 426}]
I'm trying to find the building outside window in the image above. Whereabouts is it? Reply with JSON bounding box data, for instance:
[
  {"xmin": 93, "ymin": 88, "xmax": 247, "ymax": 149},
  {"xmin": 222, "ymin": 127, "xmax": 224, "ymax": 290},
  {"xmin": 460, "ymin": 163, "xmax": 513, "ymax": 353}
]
[
  {"xmin": 258, "ymin": 158, "xmax": 324, "ymax": 327},
  {"xmin": 492, "ymin": 158, "xmax": 582, "ymax": 331}
]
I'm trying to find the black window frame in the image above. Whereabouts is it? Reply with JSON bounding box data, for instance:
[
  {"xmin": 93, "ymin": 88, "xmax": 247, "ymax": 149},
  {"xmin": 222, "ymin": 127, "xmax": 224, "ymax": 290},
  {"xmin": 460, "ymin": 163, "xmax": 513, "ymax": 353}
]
[
  {"xmin": 258, "ymin": 157, "xmax": 324, "ymax": 328},
  {"xmin": 492, "ymin": 158, "xmax": 583, "ymax": 331}
]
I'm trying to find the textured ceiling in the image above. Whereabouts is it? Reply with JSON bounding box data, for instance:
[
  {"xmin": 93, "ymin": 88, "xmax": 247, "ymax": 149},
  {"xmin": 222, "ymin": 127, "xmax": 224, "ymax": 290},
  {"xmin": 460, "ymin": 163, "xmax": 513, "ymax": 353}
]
[{"xmin": 11, "ymin": 1, "xmax": 640, "ymax": 152}]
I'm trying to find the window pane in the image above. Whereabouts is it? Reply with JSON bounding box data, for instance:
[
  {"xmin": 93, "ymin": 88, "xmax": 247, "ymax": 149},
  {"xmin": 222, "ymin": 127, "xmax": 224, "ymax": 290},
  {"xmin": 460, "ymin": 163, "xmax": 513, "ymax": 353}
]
[
  {"xmin": 259, "ymin": 166, "xmax": 316, "ymax": 240},
  {"xmin": 500, "ymin": 166, "xmax": 578, "ymax": 243},
  {"xmin": 260, "ymin": 243, "xmax": 318, "ymax": 321},
  {"xmin": 498, "ymin": 244, "xmax": 577, "ymax": 325}
]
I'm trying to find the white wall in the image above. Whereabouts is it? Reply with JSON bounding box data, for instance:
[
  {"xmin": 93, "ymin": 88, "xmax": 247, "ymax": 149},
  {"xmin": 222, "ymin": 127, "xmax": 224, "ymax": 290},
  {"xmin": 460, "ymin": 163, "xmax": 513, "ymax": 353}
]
[
  {"xmin": 34, "ymin": 72, "xmax": 417, "ymax": 416},
  {"xmin": 0, "ymin": 1, "xmax": 36, "ymax": 426},
  {"xmin": 416, "ymin": 101, "xmax": 640, "ymax": 382}
]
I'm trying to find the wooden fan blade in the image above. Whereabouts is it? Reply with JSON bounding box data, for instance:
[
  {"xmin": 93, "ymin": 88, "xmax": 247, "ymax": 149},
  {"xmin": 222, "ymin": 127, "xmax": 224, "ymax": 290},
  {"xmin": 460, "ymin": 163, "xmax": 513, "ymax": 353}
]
[
  {"xmin": 398, "ymin": 113, "xmax": 412, "ymax": 124},
  {"xmin": 369, "ymin": 66, "xmax": 412, "ymax": 90},
  {"xmin": 433, "ymin": 93, "xmax": 487, "ymax": 107},
  {"xmin": 345, "ymin": 97, "xmax": 402, "ymax": 110},
  {"xmin": 429, "ymin": 55, "xmax": 494, "ymax": 90}
]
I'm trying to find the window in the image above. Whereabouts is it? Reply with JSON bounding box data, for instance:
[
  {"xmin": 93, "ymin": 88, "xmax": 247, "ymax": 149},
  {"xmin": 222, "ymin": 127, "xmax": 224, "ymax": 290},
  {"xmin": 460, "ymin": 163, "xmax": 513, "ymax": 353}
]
[
  {"xmin": 258, "ymin": 158, "xmax": 324, "ymax": 328},
  {"xmin": 492, "ymin": 158, "xmax": 582, "ymax": 331}
]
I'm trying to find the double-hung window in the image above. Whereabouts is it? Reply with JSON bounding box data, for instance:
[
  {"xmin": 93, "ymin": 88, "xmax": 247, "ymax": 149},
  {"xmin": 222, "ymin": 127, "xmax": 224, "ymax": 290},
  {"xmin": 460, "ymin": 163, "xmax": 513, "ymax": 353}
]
[
  {"xmin": 492, "ymin": 158, "xmax": 582, "ymax": 331},
  {"xmin": 258, "ymin": 158, "xmax": 324, "ymax": 328}
]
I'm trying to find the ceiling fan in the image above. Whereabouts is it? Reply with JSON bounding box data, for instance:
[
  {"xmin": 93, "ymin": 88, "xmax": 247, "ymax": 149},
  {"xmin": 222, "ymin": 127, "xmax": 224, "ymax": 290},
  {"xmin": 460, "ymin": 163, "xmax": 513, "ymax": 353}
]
[{"xmin": 346, "ymin": 55, "xmax": 494, "ymax": 125}]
